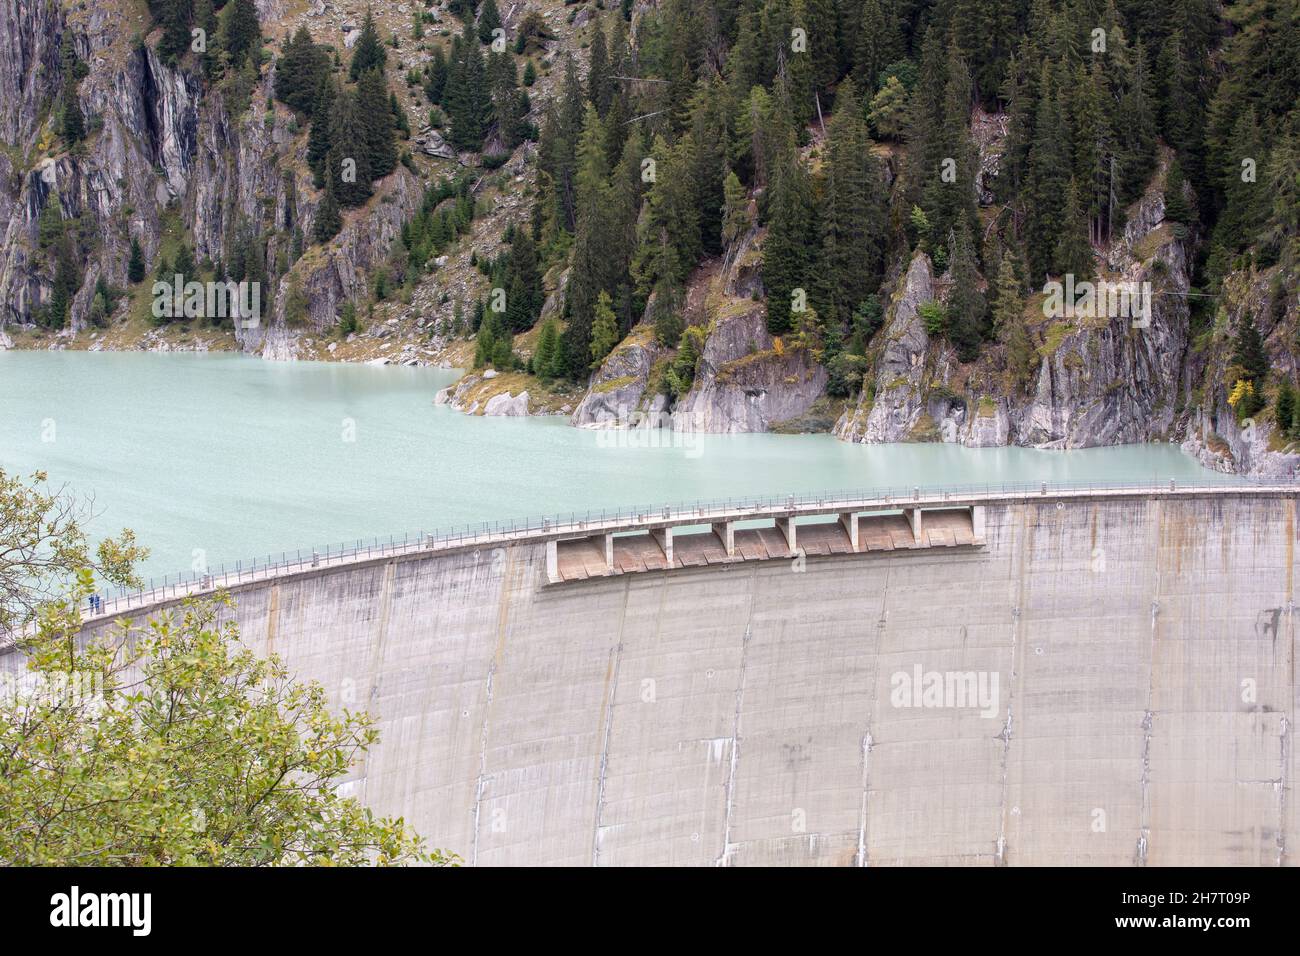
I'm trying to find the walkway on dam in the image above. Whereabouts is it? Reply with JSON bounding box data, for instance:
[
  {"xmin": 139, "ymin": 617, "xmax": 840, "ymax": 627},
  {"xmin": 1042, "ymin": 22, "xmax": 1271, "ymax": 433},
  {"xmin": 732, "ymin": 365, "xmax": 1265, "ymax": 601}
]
[{"xmin": 55, "ymin": 477, "xmax": 1299, "ymax": 625}]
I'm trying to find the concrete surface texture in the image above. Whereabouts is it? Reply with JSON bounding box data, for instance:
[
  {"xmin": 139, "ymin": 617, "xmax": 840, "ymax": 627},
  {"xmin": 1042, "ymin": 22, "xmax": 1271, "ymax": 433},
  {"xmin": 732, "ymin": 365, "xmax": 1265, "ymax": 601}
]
[{"xmin": 71, "ymin": 492, "xmax": 1299, "ymax": 865}]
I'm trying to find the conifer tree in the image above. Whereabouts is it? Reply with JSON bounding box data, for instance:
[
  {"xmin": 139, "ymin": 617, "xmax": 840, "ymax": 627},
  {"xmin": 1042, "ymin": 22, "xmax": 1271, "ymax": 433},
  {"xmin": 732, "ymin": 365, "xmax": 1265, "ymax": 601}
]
[
  {"xmin": 589, "ymin": 291, "xmax": 620, "ymax": 368},
  {"xmin": 587, "ymin": 18, "xmax": 611, "ymax": 117},
  {"xmin": 633, "ymin": 133, "xmax": 700, "ymax": 302},
  {"xmin": 60, "ymin": 76, "xmax": 85, "ymax": 145},
  {"xmin": 816, "ymin": 79, "xmax": 885, "ymax": 330},
  {"xmin": 721, "ymin": 171, "xmax": 751, "ymax": 254},
  {"xmin": 762, "ymin": 129, "xmax": 815, "ymax": 336},
  {"xmin": 349, "ymin": 10, "xmax": 387, "ymax": 81},
  {"xmin": 532, "ymin": 318, "xmax": 560, "ymax": 378},
  {"xmin": 127, "ymin": 238, "xmax": 146, "ymax": 284},
  {"xmin": 1055, "ymin": 178, "xmax": 1095, "ymax": 281},
  {"xmin": 1163, "ymin": 157, "xmax": 1193, "ymax": 227},
  {"xmin": 1232, "ymin": 315, "xmax": 1269, "ymax": 387},
  {"xmin": 313, "ymin": 175, "xmax": 343, "ymax": 243},
  {"xmin": 946, "ymin": 216, "xmax": 987, "ymax": 362},
  {"xmin": 993, "ymin": 250, "xmax": 1034, "ymax": 390},
  {"xmin": 221, "ymin": 0, "xmax": 261, "ymax": 69},
  {"xmin": 425, "ymin": 48, "xmax": 449, "ymax": 104},
  {"xmin": 562, "ymin": 106, "xmax": 619, "ymax": 377},
  {"xmin": 276, "ymin": 27, "xmax": 330, "ymax": 115},
  {"xmin": 159, "ymin": 0, "xmax": 194, "ymax": 61},
  {"xmin": 47, "ymin": 238, "xmax": 79, "ymax": 329},
  {"xmin": 477, "ymin": 0, "xmax": 502, "ymax": 46},
  {"xmin": 328, "ymin": 89, "xmax": 373, "ymax": 207},
  {"xmin": 357, "ymin": 68, "xmax": 398, "ymax": 179},
  {"xmin": 307, "ymin": 75, "xmax": 337, "ymax": 187},
  {"xmin": 444, "ymin": 19, "xmax": 491, "ymax": 151}
]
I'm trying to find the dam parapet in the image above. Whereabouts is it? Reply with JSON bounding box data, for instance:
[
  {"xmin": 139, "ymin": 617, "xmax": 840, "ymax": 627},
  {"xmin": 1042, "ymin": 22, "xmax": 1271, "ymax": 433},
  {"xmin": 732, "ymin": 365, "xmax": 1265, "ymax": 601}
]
[{"xmin": 54, "ymin": 477, "xmax": 1296, "ymax": 625}]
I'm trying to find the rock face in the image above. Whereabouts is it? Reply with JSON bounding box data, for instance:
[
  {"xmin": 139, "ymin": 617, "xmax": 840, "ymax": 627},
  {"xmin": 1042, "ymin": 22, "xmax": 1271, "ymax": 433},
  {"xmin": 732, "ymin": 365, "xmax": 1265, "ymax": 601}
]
[
  {"xmin": 1181, "ymin": 268, "xmax": 1300, "ymax": 476},
  {"xmin": 571, "ymin": 330, "xmax": 666, "ymax": 427},
  {"xmin": 0, "ymin": 2, "xmax": 423, "ymax": 357},
  {"xmin": 673, "ymin": 305, "xmax": 828, "ymax": 433},
  {"xmin": 0, "ymin": 3, "xmax": 202, "ymax": 330},
  {"xmin": 832, "ymin": 152, "xmax": 1286, "ymax": 474},
  {"xmin": 836, "ymin": 252, "xmax": 935, "ymax": 443},
  {"xmin": 483, "ymin": 391, "xmax": 530, "ymax": 417}
]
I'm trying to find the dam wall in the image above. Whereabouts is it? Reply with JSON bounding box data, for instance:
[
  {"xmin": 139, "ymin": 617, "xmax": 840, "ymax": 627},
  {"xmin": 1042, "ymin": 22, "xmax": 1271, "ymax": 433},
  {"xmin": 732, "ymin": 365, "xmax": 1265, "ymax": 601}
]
[{"xmin": 58, "ymin": 492, "xmax": 1300, "ymax": 864}]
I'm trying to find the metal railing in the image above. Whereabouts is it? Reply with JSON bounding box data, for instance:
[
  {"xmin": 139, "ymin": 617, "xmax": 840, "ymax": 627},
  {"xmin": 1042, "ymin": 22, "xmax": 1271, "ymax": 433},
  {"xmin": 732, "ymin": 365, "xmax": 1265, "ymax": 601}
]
[{"xmin": 78, "ymin": 475, "xmax": 1295, "ymax": 622}]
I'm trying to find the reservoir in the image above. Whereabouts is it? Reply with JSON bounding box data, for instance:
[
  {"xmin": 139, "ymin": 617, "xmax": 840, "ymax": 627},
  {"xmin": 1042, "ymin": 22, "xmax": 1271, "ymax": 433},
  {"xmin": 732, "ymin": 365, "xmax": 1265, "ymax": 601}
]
[{"xmin": 0, "ymin": 351, "xmax": 1224, "ymax": 579}]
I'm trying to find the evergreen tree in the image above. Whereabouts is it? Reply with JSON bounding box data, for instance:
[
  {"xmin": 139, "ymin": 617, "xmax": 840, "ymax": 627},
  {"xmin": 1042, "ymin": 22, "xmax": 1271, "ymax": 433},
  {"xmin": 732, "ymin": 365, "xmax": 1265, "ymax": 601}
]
[
  {"xmin": 688, "ymin": 74, "xmax": 731, "ymax": 258},
  {"xmin": 425, "ymin": 48, "xmax": 449, "ymax": 104},
  {"xmin": 47, "ymin": 238, "xmax": 79, "ymax": 330},
  {"xmin": 1024, "ymin": 65, "xmax": 1070, "ymax": 279},
  {"xmin": 946, "ymin": 216, "xmax": 987, "ymax": 362},
  {"xmin": 477, "ymin": 0, "xmax": 502, "ymax": 46},
  {"xmin": 307, "ymin": 75, "xmax": 337, "ymax": 186},
  {"xmin": 589, "ymin": 291, "xmax": 620, "ymax": 368},
  {"xmin": 127, "ymin": 238, "xmax": 146, "ymax": 284},
  {"xmin": 37, "ymin": 195, "xmax": 63, "ymax": 249},
  {"xmin": 562, "ymin": 106, "xmax": 620, "ymax": 377},
  {"xmin": 1117, "ymin": 41, "xmax": 1158, "ymax": 203},
  {"xmin": 762, "ymin": 129, "xmax": 815, "ymax": 336},
  {"xmin": 587, "ymin": 17, "xmax": 612, "ymax": 117},
  {"xmin": 349, "ymin": 10, "xmax": 387, "ymax": 81},
  {"xmin": 328, "ymin": 88, "xmax": 373, "ymax": 207},
  {"xmin": 532, "ymin": 318, "xmax": 560, "ymax": 378},
  {"xmin": 61, "ymin": 74, "xmax": 85, "ymax": 145},
  {"xmin": 444, "ymin": 20, "xmax": 492, "ymax": 151},
  {"xmin": 193, "ymin": 0, "xmax": 218, "ymax": 77},
  {"xmin": 721, "ymin": 170, "xmax": 752, "ymax": 253},
  {"xmin": 816, "ymin": 79, "xmax": 885, "ymax": 330},
  {"xmin": 357, "ymin": 68, "xmax": 398, "ymax": 179},
  {"xmin": 993, "ymin": 250, "xmax": 1034, "ymax": 389},
  {"xmin": 1232, "ymin": 315, "xmax": 1269, "ymax": 386},
  {"xmin": 158, "ymin": 0, "xmax": 194, "ymax": 61},
  {"xmin": 1163, "ymin": 157, "xmax": 1193, "ymax": 226},
  {"xmin": 1055, "ymin": 178, "xmax": 1095, "ymax": 281},
  {"xmin": 276, "ymin": 26, "xmax": 330, "ymax": 115},
  {"xmin": 221, "ymin": 0, "xmax": 261, "ymax": 69},
  {"xmin": 1259, "ymin": 131, "xmax": 1300, "ymax": 265},
  {"xmin": 1277, "ymin": 380, "xmax": 1296, "ymax": 437},
  {"xmin": 174, "ymin": 242, "xmax": 196, "ymax": 279},
  {"xmin": 313, "ymin": 175, "xmax": 343, "ymax": 243},
  {"xmin": 633, "ymin": 133, "xmax": 700, "ymax": 302},
  {"xmin": 1213, "ymin": 107, "xmax": 1266, "ymax": 254}
]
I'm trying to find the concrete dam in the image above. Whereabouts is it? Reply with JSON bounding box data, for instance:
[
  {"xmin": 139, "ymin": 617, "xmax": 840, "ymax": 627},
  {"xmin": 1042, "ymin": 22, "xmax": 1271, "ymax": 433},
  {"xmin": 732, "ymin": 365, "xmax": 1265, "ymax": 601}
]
[{"xmin": 64, "ymin": 484, "xmax": 1300, "ymax": 864}]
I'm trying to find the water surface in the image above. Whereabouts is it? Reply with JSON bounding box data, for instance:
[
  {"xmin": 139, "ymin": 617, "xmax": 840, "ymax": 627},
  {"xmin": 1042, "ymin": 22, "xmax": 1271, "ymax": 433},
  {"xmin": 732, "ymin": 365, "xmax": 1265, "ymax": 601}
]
[{"xmin": 0, "ymin": 351, "xmax": 1221, "ymax": 578}]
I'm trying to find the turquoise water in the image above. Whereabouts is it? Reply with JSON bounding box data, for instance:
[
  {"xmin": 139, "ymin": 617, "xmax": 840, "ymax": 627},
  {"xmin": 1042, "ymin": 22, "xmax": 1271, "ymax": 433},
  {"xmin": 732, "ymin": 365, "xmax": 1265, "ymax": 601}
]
[{"xmin": 0, "ymin": 351, "xmax": 1221, "ymax": 578}]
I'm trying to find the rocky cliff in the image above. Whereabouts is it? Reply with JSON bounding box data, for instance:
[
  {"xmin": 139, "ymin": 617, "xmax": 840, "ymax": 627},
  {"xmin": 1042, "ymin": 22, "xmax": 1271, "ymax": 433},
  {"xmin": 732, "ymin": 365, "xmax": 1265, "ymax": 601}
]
[{"xmin": 0, "ymin": 0, "xmax": 568, "ymax": 361}]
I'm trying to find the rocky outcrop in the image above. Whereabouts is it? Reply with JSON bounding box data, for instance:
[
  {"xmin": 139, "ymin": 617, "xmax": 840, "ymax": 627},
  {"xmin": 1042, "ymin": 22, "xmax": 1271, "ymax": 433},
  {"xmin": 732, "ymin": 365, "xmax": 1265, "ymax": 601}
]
[
  {"xmin": 836, "ymin": 252, "xmax": 935, "ymax": 443},
  {"xmin": 0, "ymin": 2, "xmax": 421, "ymax": 356},
  {"xmin": 837, "ymin": 153, "xmax": 1212, "ymax": 456},
  {"xmin": 571, "ymin": 328, "xmax": 666, "ymax": 427},
  {"xmin": 1180, "ymin": 267, "xmax": 1300, "ymax": 476},
  {"xmin": 971, "ymin": 108, "xmax": 1009, "ymax": 206},
  {"xmin": 673, "ymin": 305, "xmax": 828, "ymax": 433},
  {"xmin": 0, "ymin": 0, "xmax": 63, "ymax": 146},
  {"xmin": 0, "ymin": 5, "xmax": 201, "ymax": 330},
  {"xmin": 483, "ymin": 390, "xmax": 531, "ymax": 417}
]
